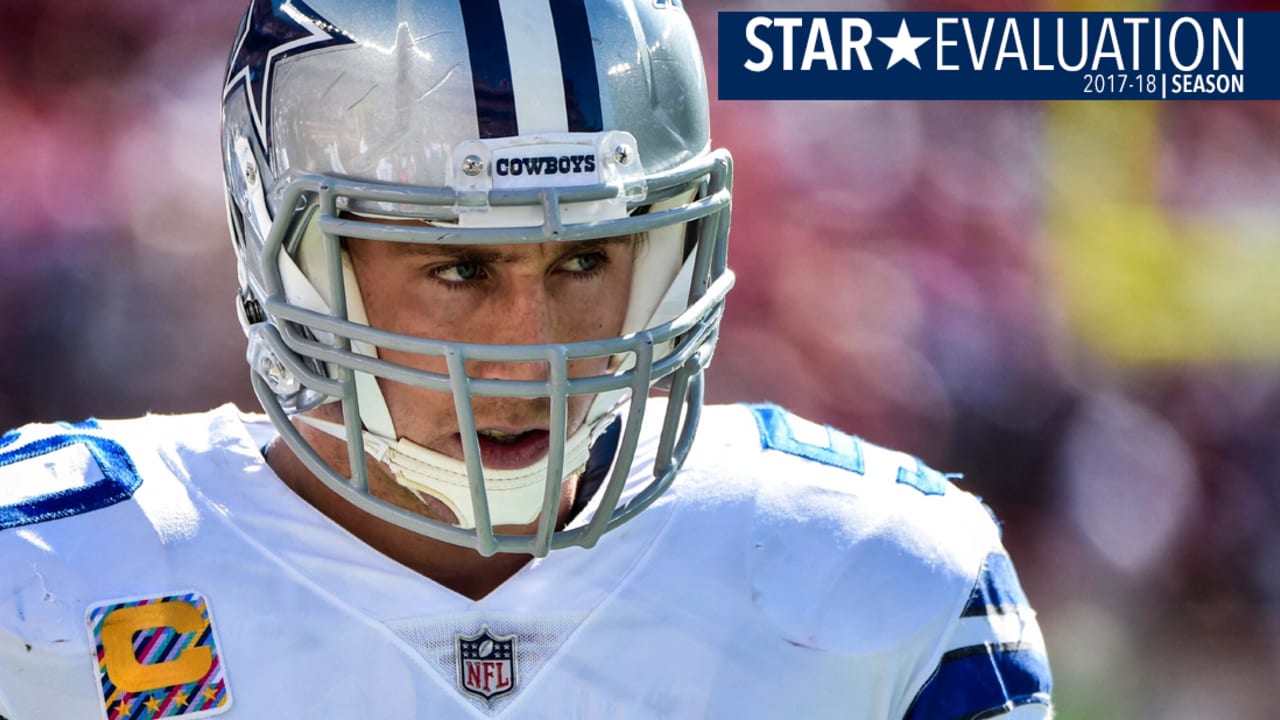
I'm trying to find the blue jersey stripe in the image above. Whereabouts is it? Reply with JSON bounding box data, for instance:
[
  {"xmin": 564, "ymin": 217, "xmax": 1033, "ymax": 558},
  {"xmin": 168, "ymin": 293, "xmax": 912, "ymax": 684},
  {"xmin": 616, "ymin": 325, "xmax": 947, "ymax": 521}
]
[
  {"xmin": 459, "ymin": 0, "xmax": 519, "ymax": 138},
  {"xmin": 962, "ymin": 553, "xmax": 1030, "ymax": 617},
  {"xmin": 904, "ymin": 644, "xmax": 1052, "ymax": 720},
  {"xmin": 548, "ymin": 0, "xmax": 603, "ymax": 132}
]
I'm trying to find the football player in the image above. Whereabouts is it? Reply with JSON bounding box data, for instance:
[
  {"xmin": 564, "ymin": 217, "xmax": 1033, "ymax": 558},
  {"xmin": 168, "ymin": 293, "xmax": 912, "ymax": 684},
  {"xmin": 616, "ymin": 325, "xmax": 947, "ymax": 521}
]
[{"xmin": 0, "ymin": 0, "xmax": 1052, "ymax": 717}]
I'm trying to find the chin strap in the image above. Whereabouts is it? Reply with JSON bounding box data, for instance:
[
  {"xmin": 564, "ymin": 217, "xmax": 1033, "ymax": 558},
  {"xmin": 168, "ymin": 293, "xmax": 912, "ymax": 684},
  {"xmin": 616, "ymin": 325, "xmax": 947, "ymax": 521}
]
[{"xmin": 295, "ymin": 415, "xmax": 600, "ymax": 529}]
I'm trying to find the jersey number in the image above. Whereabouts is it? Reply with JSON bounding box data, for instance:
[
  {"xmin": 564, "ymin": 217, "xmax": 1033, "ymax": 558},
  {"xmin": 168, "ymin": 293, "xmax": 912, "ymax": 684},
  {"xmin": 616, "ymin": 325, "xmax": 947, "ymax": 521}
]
[
  {"xmin": 747, "ymin": 404, "xmax": 946, "ymax": 496},
  {"xmin": 0, "ymin": 423, "xmax": 142, "ymax": 530}
]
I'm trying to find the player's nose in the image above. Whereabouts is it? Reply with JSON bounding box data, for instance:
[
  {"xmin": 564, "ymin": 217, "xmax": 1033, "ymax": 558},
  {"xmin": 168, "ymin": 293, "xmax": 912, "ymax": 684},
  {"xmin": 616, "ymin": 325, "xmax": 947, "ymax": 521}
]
[{"xmin": 468, "ymin": 282, "xmax": 556, "ymax": 382}]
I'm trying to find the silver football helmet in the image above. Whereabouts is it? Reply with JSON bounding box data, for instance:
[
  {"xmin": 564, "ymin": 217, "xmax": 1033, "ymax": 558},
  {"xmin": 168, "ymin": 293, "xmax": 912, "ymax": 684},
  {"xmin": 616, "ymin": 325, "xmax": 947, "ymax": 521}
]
[{"xmin": 220, "ymin": 0, "xmax": 733, "ymax": 556}]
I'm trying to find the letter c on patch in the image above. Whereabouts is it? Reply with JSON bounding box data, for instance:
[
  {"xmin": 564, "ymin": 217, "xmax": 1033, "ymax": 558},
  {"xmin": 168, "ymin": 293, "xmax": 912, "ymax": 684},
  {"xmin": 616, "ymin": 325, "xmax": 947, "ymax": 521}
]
[{"xmin": 101, "ymin": 600, "xmax": 213, "ymax": 692}]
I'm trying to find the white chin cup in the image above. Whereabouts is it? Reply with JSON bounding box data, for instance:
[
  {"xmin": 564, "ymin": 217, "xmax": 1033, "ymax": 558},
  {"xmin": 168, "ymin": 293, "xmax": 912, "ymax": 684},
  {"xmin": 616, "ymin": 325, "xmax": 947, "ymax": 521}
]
[{"xmin": 297, "ymin": 416, "xmax": 594, "ymax": 529}]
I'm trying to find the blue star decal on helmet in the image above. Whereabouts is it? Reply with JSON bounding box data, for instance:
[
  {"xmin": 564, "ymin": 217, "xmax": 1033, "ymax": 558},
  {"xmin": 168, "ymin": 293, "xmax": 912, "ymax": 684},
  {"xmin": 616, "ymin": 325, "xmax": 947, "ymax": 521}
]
[{"xmin": 223, "ymin": 0, "xmax": 354, "ymax": 153}]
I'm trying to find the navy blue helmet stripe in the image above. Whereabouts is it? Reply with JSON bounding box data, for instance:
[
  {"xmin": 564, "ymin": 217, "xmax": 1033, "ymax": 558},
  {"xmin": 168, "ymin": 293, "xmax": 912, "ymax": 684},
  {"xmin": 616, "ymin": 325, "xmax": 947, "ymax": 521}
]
[
  {"xmin": 459, "ymin": 0, "xmax": 519, "ymax": 138},
  {"xmin": 961, "ymin": 553, "xmax": 1030, "ymax": 617},
  {"xmin": 904, "ymin": 645, "xmax": 1052, "ymax": 720},
  {"xmin": 549, "ymin": 0, "xmax": 603, "ymax": 132}
]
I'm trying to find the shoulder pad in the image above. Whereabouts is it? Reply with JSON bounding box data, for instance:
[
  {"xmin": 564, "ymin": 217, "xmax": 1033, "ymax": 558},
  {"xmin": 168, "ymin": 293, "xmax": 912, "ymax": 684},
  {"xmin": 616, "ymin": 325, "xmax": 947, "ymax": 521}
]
[
  {"xmin": 0, "ymin": 409, "xmax": 252, "ymax": 719},
  {"xmin": 736, "ymin": 405, "xmax": 1001, "ymax": 656}
]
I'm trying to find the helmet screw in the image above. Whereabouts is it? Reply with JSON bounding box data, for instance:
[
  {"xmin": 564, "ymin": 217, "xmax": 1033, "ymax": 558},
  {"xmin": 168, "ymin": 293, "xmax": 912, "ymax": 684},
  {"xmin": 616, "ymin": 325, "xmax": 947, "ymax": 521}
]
[
  {"xmin": 461, "ymin": 154, "xmax": 485, "ymax": 176},
  {"xmin": 244, "ymin": 161, "xmax": 258, "ymax": 186},
  {"xmin": 613, "ymin": 145, "xmax": 631, "ymax": 165}
]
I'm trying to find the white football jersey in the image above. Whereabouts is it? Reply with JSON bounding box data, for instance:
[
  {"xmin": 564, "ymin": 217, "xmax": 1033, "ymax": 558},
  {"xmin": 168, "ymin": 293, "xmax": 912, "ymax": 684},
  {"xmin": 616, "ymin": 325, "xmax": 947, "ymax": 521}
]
[{"xmin": 0, "ymin": 403, "xmax": 1051, "ymax": 719}]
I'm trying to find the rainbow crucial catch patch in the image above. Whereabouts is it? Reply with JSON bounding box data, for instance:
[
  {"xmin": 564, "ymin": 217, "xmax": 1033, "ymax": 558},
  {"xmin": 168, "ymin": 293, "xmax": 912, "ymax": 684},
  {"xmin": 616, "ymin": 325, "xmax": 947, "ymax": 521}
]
[{"xmin": 85, "ymin": 591, "xmax": 232, "ymax": 719}]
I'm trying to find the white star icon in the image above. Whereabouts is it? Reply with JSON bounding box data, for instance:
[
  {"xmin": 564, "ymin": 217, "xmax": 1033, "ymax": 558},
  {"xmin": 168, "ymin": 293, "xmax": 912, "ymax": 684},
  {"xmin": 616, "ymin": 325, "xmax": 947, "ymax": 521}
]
[{"xmin": 878, "ymin": 20, "xmax": 929, "ymax": 69}]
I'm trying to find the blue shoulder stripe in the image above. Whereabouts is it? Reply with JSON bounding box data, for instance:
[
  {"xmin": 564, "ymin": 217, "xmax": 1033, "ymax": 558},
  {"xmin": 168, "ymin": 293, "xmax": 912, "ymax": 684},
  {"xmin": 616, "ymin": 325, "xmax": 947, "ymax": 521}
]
[
  {"xmin": 962, "ymin": 553, "xmax": 1029, "ymax": 617},
  {"xmin": 904, "ymin": 644, "xmax": 1052, "ymax": 720}
]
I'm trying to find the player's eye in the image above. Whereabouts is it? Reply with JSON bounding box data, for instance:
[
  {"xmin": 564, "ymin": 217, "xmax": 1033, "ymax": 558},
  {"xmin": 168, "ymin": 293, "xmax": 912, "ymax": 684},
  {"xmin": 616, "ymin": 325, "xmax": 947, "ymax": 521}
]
[
  {"xmin": 558, "ymin": 251, "xmax": 607, "ymax": 275},
  {"xmin": 432, "ymin": 261, "xmax": 485, "ymax": 284}
]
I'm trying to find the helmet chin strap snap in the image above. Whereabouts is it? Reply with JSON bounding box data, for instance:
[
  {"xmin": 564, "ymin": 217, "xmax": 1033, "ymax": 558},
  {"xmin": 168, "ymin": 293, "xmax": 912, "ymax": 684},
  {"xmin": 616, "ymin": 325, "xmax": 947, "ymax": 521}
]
[{"xmin": 296, "ymin": 415, "xmax": 596, "ymax": 529}]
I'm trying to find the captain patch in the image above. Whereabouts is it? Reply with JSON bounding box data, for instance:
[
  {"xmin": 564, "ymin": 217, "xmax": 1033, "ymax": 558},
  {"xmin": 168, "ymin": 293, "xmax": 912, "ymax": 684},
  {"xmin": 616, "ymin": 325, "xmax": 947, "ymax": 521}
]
[{"xmin": 85, "ymin": 591, "xmax": 232, "ymax": 719}]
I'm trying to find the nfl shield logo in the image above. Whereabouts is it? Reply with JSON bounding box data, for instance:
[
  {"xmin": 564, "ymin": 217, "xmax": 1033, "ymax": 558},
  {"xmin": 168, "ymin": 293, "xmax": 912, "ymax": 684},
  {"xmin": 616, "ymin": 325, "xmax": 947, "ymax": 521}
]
[{"xmin": 456, "ymin": 625, "xmax": 518, "ymax": 705}]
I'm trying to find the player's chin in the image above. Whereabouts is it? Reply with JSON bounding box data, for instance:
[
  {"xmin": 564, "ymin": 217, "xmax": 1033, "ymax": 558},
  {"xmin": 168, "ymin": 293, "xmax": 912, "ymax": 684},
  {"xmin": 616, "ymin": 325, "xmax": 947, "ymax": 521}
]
[
  {"xmin": 405, "ymin": 489, "xmax": 463, "ymax": 526},
  {"xmin": 404, "ymin": 489, "xmax": 552, "ymax": 537}
]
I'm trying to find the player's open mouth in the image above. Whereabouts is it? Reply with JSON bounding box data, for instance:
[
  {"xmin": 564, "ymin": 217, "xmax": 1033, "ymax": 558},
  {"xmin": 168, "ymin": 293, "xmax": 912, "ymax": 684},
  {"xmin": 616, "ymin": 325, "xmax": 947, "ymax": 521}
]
[
  {"xmin": 478, "ymin": 429, "xmax": 525, "ymax": 444},
  {"xmin": 462, "ymin": 428, "xmax": 551, "ymax": 469}
]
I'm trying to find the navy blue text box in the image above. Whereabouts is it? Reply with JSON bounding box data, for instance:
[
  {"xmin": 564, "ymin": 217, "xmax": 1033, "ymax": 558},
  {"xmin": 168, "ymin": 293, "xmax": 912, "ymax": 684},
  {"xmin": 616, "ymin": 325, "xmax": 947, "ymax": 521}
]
[{"xmin": 718, "ymin": 12, "xmax": 1280, "ymax": 100}]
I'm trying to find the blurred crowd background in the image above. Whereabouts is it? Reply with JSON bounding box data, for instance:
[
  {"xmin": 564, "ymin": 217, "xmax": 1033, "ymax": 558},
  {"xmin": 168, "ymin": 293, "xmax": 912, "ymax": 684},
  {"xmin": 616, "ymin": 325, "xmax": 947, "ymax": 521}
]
[{"xmin": 1, "ymin": 1, "xmax": 1276, "ymax": 718}]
